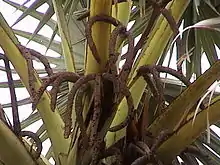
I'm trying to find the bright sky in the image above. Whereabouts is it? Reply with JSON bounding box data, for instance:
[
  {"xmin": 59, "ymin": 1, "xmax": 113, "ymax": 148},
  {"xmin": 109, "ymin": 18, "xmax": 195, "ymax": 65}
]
[{"xmin": 1, "ymin": 0, "xmax": 220, "ymax": 164}]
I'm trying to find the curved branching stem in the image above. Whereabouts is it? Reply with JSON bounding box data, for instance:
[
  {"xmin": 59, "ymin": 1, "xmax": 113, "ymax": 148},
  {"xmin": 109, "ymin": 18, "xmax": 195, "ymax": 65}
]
[
  {"xmin": 121, "ymin": 0, "xmax": 173, "ymax": 64},
  {"xmin": 139, "ymin": 65, "xmax": 190, "ymax": 86},
  {"xmin": 64, "ymin": 84, "xmax": 89, "ymax": 141},
  {"xmin": 137, "ymin": 65, "xmax": 205, "ymax": 110},
  {"xmin": 121, "ymin": 0, "xmax": 169, "ymax": 60},
  {"xmin": 2, "ymin": 55, "xmax": 42, "ymax": 158},
  {"xmin": 159, "ymin": 6, "xmax": 183, "ymax": 72},
  {"xmin": 142, "ymin": 74, "xmax": 159, "ymax": 99},
  {"xmin": 65, "ymin": 74, "xmax": 96, "ymax": 138},
  {"xmin": 82, "ymin": 138, "xmax": 105, "ymax": 165},
  {"xmin": 136, "ymin": 65, "xmax": 165, "ymax": 114},
  {"xmin": 129, "ymin": 7, "xmax": 160, "ymax": 60},
  {"xmin": 119, "ymin": 31, "xmax": 134, "ymax": 84},
  {"xmin": 18, "ymin": 44, "xmax": 36, "ymax": 99},
  {"xmin": 50, "ymin": 72, "xmax": 80, "ymax": 111},
  {"xmin": 20, "ymin": 131, "xmax": 42, "ymax": 159},
  {"xmin": 66, "ymin": 74, "xmax": 96, "ymax": 119},
  {"xmin": 108, "ymin": 81, "xmax": 134, "ymax": 132},
  {"xmin": 151, "ymin": 68, "xmax": 165, "ymax": 114},
  {"xmin": 32, "ymin": 74, "xmax": 58, "ymax": 110},
  {"xmin": 18, "ymin": 45, "xmax": 54, "ymax": 100},
  {"xmin": 107, "ymin": 25, "xmax": 127, "ymax": 75},
  {"xmin": 98, "ymin": 73, "xmax": 120, "ymax": 138},
  {"xmin": 90, "ymin": 74, "xmax": 102, "ymax": 145},
  {"xmin": 33, "ymin": 72, "xmax": 80, "ymax": 111},
  {"xmin": 90, "ymin": 139, "xmax": 105, "ymax": 165},
  {"xmin": 26, "ymin": 47, "xmax": 53, "ymax": 76},
  {"xmin": 85, "ymin": 14, "xmax": 122, "ymax": 64}
]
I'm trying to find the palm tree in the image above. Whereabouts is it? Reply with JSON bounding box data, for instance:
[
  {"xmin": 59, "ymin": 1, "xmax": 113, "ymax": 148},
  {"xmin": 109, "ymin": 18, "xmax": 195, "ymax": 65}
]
[{"xmin": 1, "ymin": 0, "xmax": 220, "ymax": 164}]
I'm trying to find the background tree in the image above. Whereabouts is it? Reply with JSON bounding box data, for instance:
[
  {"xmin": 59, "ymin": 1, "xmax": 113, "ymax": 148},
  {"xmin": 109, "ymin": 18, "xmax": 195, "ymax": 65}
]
[{"xmin": 1, "ymin": 0, "xmax": 220, "ymax": 165}]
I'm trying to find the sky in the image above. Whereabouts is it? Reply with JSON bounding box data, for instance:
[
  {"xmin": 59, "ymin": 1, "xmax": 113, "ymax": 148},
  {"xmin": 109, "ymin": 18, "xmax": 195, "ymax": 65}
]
[{"xmin": 0, "ymin": 0, "xmax": 220, "ymax": 164}]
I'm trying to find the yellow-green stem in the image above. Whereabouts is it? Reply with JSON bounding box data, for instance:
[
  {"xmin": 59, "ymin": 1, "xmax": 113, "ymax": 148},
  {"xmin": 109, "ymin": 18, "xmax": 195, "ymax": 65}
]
[
  {"xmin": 67, "ymin": 1, "xmax": 112, "ymax": 165},
  {"xmin": 105, "ymin": 0, "xmax": 190, "ymax": 147},
  {"xmin": 0, "ymin": 26, "xmax": 70, "ymax": 164},
  {"xmin": 85, "ymin": 0, "xmax": 112, "ymax": 74},
  {"xmin": 157, "ymin": 98, "xmax": 220, "ymax": 163},
  {"xmin": 112, "ymin": 1, "xmax": 132, "ymax": 70},
  {"xmin": 0, "ymin": 120, "xmax": 35, "ymax": 165},
  {"xmin": 148, "ymin": 60, "xmax": 220, "ymax": 137}
]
